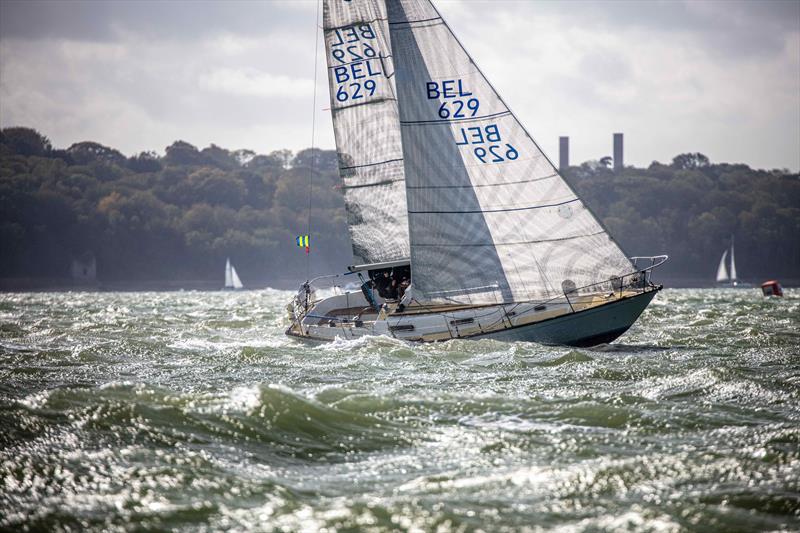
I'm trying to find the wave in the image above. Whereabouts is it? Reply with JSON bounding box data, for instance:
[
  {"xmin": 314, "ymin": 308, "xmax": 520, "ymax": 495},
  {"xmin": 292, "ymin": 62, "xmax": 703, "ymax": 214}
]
[{"xmin": 5, "ymin": 383, "xmax": 416, "ymax": 461}]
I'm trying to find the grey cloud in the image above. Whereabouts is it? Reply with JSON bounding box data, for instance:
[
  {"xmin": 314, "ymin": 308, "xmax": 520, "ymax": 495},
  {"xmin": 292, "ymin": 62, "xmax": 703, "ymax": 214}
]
[
  {"xmin": 1, "ymin": 0, "xmax": 797, "ymax": 170},
  {"xmin": 485, "ymin": 0, "xmax": 799, "ymax": 59},
  {"xmin": 0, "ymin": 0, "xmax": 314, "ymax": 42}
]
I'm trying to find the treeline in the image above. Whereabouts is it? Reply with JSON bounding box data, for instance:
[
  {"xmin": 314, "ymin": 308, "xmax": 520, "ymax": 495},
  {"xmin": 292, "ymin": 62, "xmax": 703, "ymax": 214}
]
[
  {"xmin": 0, "ymin": 127, "xmax": 351, "ymax": 285},
  {"xmin": 563, "ymin": 154, "xmax": 800, "ymax": 281},
  {"xmin": 0, "ymin": 127, "xmax": 798, "ymax": 287}
]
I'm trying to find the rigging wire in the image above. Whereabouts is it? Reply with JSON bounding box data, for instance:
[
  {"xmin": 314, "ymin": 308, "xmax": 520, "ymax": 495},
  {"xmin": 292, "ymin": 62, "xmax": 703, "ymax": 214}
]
[{"xmin": 305, "ymin": 0, "xmax": 322, "ymax": 280}]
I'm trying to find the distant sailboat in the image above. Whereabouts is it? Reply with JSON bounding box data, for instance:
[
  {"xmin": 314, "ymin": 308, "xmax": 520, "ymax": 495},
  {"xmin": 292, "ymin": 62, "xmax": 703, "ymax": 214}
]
[
  {"xmin": 224, "ymin": 258, "xmax": 244, "ymax": 290},
  {"xmin": 716, "ymin": 236, "xmax": 750, "ymax": 288}
]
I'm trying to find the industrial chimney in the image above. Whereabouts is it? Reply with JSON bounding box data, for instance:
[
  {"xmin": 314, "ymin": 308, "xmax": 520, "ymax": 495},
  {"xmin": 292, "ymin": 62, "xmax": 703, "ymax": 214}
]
[
  {"xmin": 613, "ymin": 133, "xmax": 623, "ymax": 171},
  {"xmin": 559, "ymin": 136, "xmax": 569, "ymax": 171}
]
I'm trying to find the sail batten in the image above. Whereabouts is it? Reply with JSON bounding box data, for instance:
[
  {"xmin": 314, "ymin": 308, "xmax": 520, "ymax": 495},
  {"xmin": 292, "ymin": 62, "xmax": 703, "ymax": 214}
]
[
  {"xmin": 387, "ymin": 0, "xmax": 633, "ymax": 304},
  {"xmin": 323, "ymin": 0, "xmax": 410, "ymax": 265}
]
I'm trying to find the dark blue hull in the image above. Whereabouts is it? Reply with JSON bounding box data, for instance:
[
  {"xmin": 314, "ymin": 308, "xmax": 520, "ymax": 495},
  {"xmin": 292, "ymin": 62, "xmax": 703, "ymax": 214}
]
[{"xmin": 477, "ymin": 288, "xmax": 660, "ymax": 346}]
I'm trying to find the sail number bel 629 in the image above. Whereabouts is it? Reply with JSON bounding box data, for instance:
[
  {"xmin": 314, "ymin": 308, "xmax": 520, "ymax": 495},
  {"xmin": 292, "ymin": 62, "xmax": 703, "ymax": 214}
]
[
  {"xmin": 455, "ymin": 124, "xmax": 519, "ymax": 163},
  {"xmin": 427, "ymin": 79, "xmax": 480, "ymax": 119},
  {"xmin": 330, "ymin": 23, "xmax": 382, "ymax": 102},
  {"xmin": 427, "ymin": 78, "xmax": 518, "ymax": 163}
]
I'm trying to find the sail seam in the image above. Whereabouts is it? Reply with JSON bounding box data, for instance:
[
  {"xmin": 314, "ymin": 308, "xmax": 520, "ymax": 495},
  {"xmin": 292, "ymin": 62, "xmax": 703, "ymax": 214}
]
[
  {"xmin": 407, "ymin": 173, "xmax": 557, "ymax": 189},
  {"xmin": 332, "ymin": 97, "xmax": 398, "ymax": 112},
  {"xmin": 412, "ymin": 230, "xmax": 606, "ymax": 247},
  {"xmin": 408, "ymin": 198, "xmax": 578, "ymax": 214},
  {"xmin": 388, "ymin": 16, "xmax": 442, "ymax": 26},
  {"xmin": 341, "ymin": 179, "xmax": 405, "ymax": 190},
  {"xmin": 340, "ymin": 158, "xmax": 404, "ymax": 170},
  {"xmin": 400, "ymin": 111, "xmax": 511, "ymax": 125},
  {"xmin": 324, "ymin": 17, "xmax": 389, "ymax": 31},
  {"xmin": 327, "ymin": 55, "xmax": 393, "ymax": 69}
]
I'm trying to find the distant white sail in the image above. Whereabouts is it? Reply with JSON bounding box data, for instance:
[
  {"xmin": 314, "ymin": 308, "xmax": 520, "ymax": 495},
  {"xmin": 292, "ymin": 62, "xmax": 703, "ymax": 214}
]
[
  {"xmin": 387, "ymin": 0, "xmax": 633, "ymax": 304},
  {"xmin": 716, "ymin": 250, "xmax": 729, "ymax": 282},
  {"xmin": 225, "ymin": 258, "xmax": 233, "ymax": 287},
  {"xmin": 231, "ymin": 266, "xmax": 244, "ymax": 290},
  {"xmin": 730, "ymin": 239, "xmax": 737, "ymax": 281}
]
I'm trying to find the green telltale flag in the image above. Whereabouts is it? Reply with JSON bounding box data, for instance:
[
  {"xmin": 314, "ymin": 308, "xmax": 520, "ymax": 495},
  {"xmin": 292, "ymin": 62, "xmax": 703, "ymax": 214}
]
[{"xmin": 296, "ymin": 235, "xmax": 309, "ymax": 253}]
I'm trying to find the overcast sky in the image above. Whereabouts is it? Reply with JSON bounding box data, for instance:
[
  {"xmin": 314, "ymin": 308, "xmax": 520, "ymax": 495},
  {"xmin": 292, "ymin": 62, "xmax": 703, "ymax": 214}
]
[{"xmin": 1, "ymin": 0, "xmax": 798, "ymax": 170}]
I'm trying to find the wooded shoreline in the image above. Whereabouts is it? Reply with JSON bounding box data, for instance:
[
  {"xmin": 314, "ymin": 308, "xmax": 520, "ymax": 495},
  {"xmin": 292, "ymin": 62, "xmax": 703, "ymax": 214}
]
[{"xmin": 2, "ymin": 127, "xmax": 798, "ymax": 288}]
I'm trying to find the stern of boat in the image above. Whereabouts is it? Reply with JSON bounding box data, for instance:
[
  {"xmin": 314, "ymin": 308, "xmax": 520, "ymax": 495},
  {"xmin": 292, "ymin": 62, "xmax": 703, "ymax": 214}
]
[{"xmin": 285, "ymin": 274, "xmax": 385, "ymax": 341}]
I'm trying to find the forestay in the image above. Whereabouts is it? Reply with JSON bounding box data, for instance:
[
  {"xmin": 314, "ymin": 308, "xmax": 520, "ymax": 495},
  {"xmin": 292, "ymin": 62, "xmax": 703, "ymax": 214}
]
[
  {"xmin": 387, "ymin": 0, "xmax": 634, "ymax": 304},
  {"xmin": 323, "ymin": 0, "xmax": 410, "ymax": 264}
]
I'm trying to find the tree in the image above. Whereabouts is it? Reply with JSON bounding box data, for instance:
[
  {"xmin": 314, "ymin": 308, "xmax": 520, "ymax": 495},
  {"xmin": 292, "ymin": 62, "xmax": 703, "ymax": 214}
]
[
  {"xmin": 293, "ymin": 148, "xmax": 338, "ymax": 172},
  {"xmin": 200, "ymin": 144, "xmax": 239, "ymax": 170},
  {"xmin": 270, "ymin": 149, "xmax": 293, "ymax": 169},
  {"xmin": 165, "ymin": 140, "xmax": 203, "ymax": 166},
  {"xmin": 67, "ymin": 141, "xmax": 126, "ymax": 166},
  {"xmin": 671, "ymin": 152, "xmax": 710, "ymax": 170},
  {"xmin": 0, "ymin": 127, "xmax": 52, "ymax": 156},
  {"xmin": 127, "ymin": 151, "xmax": 162, "ymax": 173},
  {"xmin": 247, "ymin": 154, "xmax": 283, "ymax": 169}
]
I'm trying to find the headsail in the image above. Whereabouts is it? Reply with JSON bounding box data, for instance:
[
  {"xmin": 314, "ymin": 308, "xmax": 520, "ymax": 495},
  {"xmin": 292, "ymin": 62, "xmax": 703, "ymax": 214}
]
[
  {"xmin": 323, "ymin": 0, "xmax": 410, "ymax": 265},
  {"xmin": 231, "ymin": 265, "xmax": 244, "ymax": 290},
  {"xmin": 716, "ymin": 250, "xmax": 729, "ymax": 282},
  {"xmin": 387, "ymin": 0, "xmax": 634, "ymax": 304}
]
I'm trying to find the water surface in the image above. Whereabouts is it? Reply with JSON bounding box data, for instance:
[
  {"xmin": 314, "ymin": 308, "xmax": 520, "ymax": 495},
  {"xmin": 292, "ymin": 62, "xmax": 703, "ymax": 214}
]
[{"xmin": 1, "ymin": 289, "xmax": 798, "ymax": 531}]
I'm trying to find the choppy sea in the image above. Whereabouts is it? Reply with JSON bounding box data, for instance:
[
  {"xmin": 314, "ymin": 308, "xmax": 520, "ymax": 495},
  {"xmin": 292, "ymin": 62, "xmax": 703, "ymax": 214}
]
[{"xmin": 1, "ymin": 288, "xmax": 798, "ymax": 532}]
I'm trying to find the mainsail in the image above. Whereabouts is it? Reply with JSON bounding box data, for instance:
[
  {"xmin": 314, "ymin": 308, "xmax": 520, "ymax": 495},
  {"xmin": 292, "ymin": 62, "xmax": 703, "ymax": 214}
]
[
  {"xmin": 323, "ymin": 0, "xmax": 410, "ymax": 264},
  {"xmin": 225, "ymin": 258, "xmax": 233, "ymax": 287},
  {"xmin": 716, "ymin": 250, "xmax": 729, "ymax": 282},
  {"xmin": 730, "ymin": 238, "xmax": 737, "ymax": 281},
  {"xmin": 387, "ymin": 0, "xmax": 634, "ymax": 304}
]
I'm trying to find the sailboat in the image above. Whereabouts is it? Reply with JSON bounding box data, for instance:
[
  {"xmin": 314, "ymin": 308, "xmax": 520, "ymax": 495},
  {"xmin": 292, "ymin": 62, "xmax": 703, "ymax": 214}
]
[
  {"xmin": 715, "ymin": 236, "xmax": 751, "ymax": 288},
  {"xmin": 224, "ymin": 258, "xmax": 244, "ymax": 290},
  {"xmin": 285, "ymin": 0, "xmax": 667, "ymax": 346}
]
